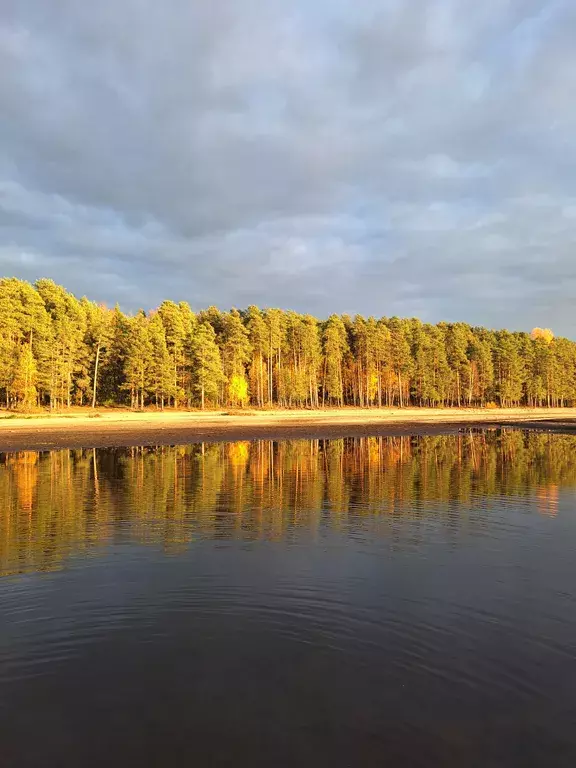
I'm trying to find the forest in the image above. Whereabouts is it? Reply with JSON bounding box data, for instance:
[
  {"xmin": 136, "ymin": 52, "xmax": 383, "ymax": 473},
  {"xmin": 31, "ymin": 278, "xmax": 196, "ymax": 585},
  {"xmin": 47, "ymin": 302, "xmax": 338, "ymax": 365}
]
[{"xmin": 1, "ymin": 276, "xmax": 574, "ymax": 410}]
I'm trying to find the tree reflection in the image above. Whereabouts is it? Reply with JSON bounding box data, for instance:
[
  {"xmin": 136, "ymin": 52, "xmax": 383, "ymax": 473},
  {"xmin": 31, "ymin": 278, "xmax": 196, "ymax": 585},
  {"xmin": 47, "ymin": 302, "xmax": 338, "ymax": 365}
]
[{"xmin": 1, "ymin": 430, "xmax": 574, "ymax": 576}]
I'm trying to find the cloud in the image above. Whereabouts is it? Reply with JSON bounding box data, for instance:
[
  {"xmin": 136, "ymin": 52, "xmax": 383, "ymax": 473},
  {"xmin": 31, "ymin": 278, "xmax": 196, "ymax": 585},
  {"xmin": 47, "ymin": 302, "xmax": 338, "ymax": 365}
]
[{"xmin": 1, "ymin": 0, "xmax": 576, "ymax": 333}]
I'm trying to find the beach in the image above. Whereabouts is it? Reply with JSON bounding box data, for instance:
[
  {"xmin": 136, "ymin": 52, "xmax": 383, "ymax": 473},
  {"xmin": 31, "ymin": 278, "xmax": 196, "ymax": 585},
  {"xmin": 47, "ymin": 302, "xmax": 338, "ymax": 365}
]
[{"xmin": 1, "ymin": 407, "xmax": 575, "ymax": 451}]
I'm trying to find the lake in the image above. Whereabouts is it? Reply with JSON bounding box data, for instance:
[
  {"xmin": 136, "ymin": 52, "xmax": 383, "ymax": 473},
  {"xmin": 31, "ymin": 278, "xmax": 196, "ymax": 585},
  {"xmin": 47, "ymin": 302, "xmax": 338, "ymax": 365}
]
[{"xmin": 1, "ymin": 431, "xmax": 575, "ymax": 766}]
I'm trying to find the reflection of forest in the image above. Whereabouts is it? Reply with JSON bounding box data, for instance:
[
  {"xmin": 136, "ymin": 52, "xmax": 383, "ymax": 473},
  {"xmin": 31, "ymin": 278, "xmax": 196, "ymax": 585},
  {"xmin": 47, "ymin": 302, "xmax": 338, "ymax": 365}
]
[{"xmin": 1, "ymin": 431, "xmax": 573, "ymax": 576}]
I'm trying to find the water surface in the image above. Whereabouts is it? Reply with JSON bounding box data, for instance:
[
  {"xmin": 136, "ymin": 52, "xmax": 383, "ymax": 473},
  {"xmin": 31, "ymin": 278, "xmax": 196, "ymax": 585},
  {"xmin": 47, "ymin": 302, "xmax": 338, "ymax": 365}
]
[{"xmin": 1, "ymin": 432, "xmax": 576, "ymax": 766}]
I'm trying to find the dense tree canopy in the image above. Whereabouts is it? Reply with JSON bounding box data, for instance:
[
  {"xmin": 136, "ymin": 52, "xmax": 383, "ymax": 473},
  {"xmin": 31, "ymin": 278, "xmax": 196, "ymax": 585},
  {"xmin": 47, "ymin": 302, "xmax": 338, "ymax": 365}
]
[{"xmin": 1, "ymin": 277, "xmax": 575, "ymax": 409}]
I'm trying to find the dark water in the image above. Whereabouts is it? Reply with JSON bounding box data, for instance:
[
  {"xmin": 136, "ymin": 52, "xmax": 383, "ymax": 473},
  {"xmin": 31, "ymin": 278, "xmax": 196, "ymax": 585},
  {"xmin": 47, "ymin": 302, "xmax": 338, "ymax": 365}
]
[{"xmin": 1, "ymin": 431, "xmax": 576, "ymax": 767}]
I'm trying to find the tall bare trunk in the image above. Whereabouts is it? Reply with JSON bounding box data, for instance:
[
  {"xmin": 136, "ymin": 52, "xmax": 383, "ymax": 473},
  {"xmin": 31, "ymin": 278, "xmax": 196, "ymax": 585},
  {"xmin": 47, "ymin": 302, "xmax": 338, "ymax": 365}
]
[{"xmin": 91, "ymin": 341, "xmax": 101, "ymax": 409}]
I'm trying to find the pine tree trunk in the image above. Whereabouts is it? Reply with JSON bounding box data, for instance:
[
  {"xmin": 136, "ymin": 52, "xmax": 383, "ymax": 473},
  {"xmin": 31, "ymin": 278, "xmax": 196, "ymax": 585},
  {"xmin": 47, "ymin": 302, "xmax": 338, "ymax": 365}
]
[
  {"xmin": 91, "ymin": 341, "xmax": 101, "ymax": 409},
  {"xmin": 259, "ymin": 353, "xmax": 264, "ymax": 407}
]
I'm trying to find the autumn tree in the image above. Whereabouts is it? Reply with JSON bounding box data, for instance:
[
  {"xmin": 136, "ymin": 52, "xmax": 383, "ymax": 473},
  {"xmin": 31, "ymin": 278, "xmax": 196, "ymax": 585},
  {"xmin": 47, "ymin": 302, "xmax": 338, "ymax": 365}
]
[{"xmin": 531, "ymin": 328, "xmax": 554, "ymax": 344}]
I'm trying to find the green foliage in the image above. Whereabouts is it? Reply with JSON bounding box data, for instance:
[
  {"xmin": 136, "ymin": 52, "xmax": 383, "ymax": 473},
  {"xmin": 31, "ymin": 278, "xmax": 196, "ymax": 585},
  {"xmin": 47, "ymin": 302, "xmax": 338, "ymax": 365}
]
[
  {"xmin": 190, "ymin": 321, "xmax": 224, "ymax": 408},
  {"xmin": 12, "ymin": 344, "xmax": 37, "ymax": 409},
  {"xmin": 0, "ymin": 277, "xmax": 574, "ymax": 409},
  {"xmin": 148, "ymin": 313, "xmax": 174, "ymax": 407},
  {"xmin": 322, "ymin": 315, "xmax": 348, "ymax": 405},
  {"xmin": 124, "ymin": 311, "xmax": 153, "ymax": 409}
]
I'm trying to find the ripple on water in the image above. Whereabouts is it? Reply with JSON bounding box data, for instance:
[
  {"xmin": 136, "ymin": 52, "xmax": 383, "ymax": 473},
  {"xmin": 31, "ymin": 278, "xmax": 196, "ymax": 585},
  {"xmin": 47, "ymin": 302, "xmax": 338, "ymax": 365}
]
[{"xmin": 1, "ymin": 435, "xmax": 576, "ymax": 766}]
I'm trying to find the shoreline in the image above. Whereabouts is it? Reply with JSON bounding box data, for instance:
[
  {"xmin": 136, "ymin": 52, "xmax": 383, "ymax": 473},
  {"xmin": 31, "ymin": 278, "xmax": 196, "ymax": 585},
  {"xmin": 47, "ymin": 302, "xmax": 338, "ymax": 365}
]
[{"xmin": 1, "ymin": 407, "xmax": 576, "ymax": 451}]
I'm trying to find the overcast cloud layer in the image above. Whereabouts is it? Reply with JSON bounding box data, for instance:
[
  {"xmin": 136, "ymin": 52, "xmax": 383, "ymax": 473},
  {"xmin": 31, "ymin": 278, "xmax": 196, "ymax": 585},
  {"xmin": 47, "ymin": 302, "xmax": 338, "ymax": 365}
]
[{"xmin": 2, "ymin": 0, "xmax": 576, "ymax": 333}]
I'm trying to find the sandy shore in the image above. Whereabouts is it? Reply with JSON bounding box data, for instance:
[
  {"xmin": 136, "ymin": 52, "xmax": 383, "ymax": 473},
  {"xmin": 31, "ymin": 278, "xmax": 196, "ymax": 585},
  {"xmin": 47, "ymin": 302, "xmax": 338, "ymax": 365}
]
[{"xmin": 1, "ymin": 407, "xmax": 576, "ymax": 451}]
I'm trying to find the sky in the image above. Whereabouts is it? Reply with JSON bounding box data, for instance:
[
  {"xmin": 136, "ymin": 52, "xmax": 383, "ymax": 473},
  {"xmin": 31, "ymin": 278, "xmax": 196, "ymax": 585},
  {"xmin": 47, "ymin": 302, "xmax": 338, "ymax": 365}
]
[{"xmin": 1, "ymin": 0, "xmax": 576, "ymax": 334}]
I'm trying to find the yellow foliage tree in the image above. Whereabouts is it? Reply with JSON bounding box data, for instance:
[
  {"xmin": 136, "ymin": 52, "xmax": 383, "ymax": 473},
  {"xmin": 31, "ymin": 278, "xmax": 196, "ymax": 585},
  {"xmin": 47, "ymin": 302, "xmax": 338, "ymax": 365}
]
[
  {"xmin": 228, "ymin": 441, "xmax": 250, "ymax": 468},
  {"xmin": 367, "ymin": 372, "xmax": 379, "ymax": 403},
  {"xmin": 228, "ymin": 374, "xmax": 249, "ymax": 407},
  {"xmin": 531, "ymin": 327, "xmax": 554, "ymax": 344}
]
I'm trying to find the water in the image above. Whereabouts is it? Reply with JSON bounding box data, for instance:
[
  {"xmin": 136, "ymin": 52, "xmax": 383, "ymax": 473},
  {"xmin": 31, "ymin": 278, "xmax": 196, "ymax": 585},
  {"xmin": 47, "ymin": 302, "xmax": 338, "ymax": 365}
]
[{"xmin": 1, "ymin": 431, "xmax": 576, "ymax": 767}]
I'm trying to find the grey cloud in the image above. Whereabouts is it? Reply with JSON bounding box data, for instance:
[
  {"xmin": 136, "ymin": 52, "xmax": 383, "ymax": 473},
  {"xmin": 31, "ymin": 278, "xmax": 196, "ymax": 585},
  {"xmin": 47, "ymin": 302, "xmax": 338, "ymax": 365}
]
[{"xmin": 1, "ymin": 0, "xmax": 576, "ymax": 333}]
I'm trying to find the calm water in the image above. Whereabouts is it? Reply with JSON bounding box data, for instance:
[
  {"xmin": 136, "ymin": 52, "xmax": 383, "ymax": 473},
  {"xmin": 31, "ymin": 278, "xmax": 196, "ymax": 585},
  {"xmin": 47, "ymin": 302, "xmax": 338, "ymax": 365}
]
[{"xmin": 1, "ymin": 431, "xmax": 576, "ymax": 767}]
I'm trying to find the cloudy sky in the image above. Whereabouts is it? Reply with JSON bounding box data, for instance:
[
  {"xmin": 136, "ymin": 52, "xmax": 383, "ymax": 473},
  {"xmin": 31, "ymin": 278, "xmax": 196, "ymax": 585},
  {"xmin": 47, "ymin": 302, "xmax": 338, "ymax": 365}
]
[{"xmin": 2, "ymin": 0, "xmax": 576, "ymax": 333}]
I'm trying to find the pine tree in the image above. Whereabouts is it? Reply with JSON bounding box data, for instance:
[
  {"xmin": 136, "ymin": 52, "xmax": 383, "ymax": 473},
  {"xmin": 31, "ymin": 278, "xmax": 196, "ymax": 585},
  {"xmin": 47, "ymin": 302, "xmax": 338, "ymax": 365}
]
[
  {"xmin": 148, "ymin": 313, "xmax": 174, "ymax": 408},
  {"xmin": 245, "ymin": 305, "xmax": 268, "ymax": 407},
  {"xmin": 157, "ymin": 300, "xmax": 190, "ymax": 407},
  {"xmin": 177, "ymin": 301, "xmax": 197, "ymax": 406},
  {"xmin": 12, "ymin": 342, "xmax": 37, "ymax": 410},
  {"xmin": 0, "ymin": 278, "xmax": 51, "ymax": 406},
  {"xmin": 221, "ymin": 309, "xmax": 252, "ymax": 407},
  {"xmin": 83, "ymin": 302, "xmax": 113, "ymax": 408},
  {"xmin": 264, "ymin": 308, "xmax": 286, "ymax": 406},
  {"xmin": 494, "ymin": 331, "xmax": 525, "ymax": 407},
  {"xmin": 36, "ymin": 279, "xmax": 86, "ymax": 408},
  {"xmin": 99, "ymin": 306, "xmax": 131, "ymax": 405},
  {"xmin": 124, "ymin": 311, "xmax": 153, "ymax": 409},
  {"xmin": 191, "ymin": 321, "xmax": 224, "ymax": 408},
  {"xmin": 322, "ymin": 315, "xmax": 348, "ymax": 406},
  {"xmin": 301, "ymin": 314, "xmax": 322, "ymax": 407},
  {"xmin": 387, "ymin": 317, "xmax": 413, "ymax": 407},
  {"xmin": 412, "ymin": 322, "xmax": 449, "ymax": 406},
  {"xmin": 372, "ymin": 319, "xmax": 392, "ymax": 406},
  {"xmin": 443, "ymin": 322, "xmax": 471, "ymax": 407},
  {"xmin": 468, "ymin": 330, "xmax": 494, "ymax": 405}
]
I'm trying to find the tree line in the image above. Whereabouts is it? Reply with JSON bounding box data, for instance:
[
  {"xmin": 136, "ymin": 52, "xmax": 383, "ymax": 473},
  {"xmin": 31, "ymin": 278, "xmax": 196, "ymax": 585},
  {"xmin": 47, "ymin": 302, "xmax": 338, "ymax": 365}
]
[
  {"xmin": 1, "ymin": 276, "xmax": 574, "ymax": 410},
  {"xmin": 1, "ymin": 432, "xmax": 570, "ymax": 576}
]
